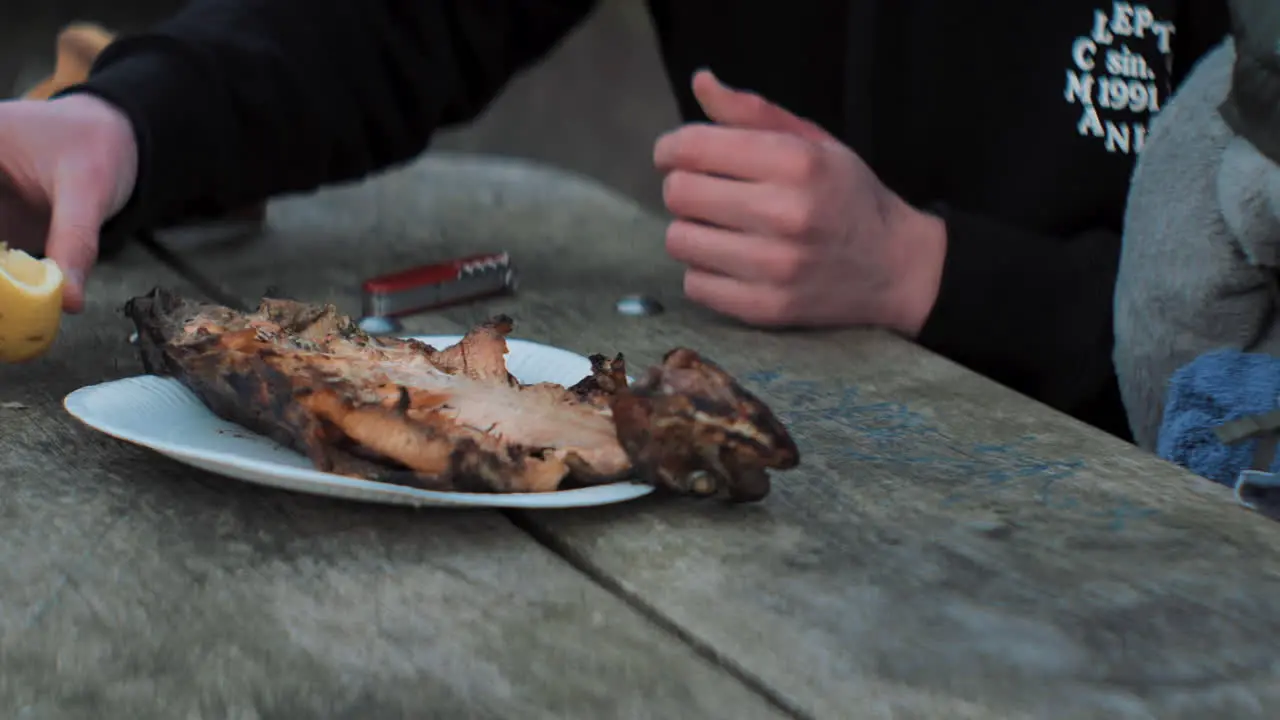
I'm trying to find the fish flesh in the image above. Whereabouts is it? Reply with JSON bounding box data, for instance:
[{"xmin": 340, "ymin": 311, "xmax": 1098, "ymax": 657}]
[{"xmin": 124, "ymin": 287, "xmax": 800, "ymax": 501}]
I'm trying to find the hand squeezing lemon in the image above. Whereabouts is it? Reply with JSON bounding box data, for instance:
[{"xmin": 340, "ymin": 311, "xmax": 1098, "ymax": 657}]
[{"xmin": 0, "ymin": 242, "xmax": 64, "ymax": 363}]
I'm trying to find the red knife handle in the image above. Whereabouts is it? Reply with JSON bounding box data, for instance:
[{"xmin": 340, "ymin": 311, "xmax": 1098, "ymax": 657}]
[{"xmin": 360, "ymin": 252, "xmax": 517, "ymax": 318}]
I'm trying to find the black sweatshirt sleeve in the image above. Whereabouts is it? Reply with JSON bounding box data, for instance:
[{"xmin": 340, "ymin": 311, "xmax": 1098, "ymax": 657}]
[
  {"xmin": 57, "ymin": 0, "xmax": 598, "ymax": 253},
  {"xmin": 915, "ymin": 211, "xmax": 1127, "ymax": 433},
  {"xmin": 915, "ymin": 2, "xmax": 1231, "ymax": 437}
]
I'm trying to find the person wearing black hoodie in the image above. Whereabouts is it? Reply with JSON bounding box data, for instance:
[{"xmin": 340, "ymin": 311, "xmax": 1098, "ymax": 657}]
[{"xmin": 0, "ymin": 1, "xmax": 1230, "ymax": 440}]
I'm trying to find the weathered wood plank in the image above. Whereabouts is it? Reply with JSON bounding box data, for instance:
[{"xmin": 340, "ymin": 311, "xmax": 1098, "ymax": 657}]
[
  {"xmin": 155, "ymin": 153, "xmax": 1280, "ymax": 720},
  {"xmin": 0, "ymin": 241, "xmax": 785, "ymax": 718}
]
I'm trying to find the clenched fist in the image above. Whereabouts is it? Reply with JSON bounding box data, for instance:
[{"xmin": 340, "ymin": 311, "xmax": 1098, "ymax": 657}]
[
  {"xmin": 654, "ymin": 70, "xmax": 946, "ymax": 336},
  {"xmin": 0, "ymin": 94, "xmax": 139, "ymax": 312}
]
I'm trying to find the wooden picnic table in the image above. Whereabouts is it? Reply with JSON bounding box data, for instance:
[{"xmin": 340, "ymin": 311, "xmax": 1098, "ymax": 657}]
[{"xmin": 3, "ymin": 153, "xmax": 1280, "ymax": 720}]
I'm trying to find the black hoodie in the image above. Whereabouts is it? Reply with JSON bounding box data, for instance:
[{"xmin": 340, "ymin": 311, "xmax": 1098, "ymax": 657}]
[{"xmin": 62, "ymin": 0, "xmax": 1229, "ymax": 439}]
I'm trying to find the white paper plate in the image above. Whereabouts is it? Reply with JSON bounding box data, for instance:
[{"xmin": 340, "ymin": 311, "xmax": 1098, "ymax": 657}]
[{"xmin": 63, "ymin": 335, "xmax": 654, "ymax": 509}]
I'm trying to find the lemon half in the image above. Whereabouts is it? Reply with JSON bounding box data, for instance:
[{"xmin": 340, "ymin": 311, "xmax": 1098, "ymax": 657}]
[{"xmin": 0, "ymin": 242, "xmax": 64, "ymax": 363}]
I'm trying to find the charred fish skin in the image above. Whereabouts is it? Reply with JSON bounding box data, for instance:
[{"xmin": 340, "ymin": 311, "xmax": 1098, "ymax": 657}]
[
  {"xmin": 608, "ymin": 348, "xmax": 800, "ymax": 502},
  {"xmin": 567, "ymin": 353, "xmax": 628, "ymax": 408},
  {"xmin": 120, "ymin": 287, "xmax": 801, "ymax": 501},
  {"xmin": 659, "ymin": 347, "xmax": 799, "ymax": 470},
  {"xmin": 124, "ymin": 288, "xmax": 338, "ymax": 471},
  {"xmin": 123, "ymin": 288, "xmax": 196, "ymax": 377}
]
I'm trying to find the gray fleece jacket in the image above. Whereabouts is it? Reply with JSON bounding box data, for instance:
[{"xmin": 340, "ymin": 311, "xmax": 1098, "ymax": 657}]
[{"xmin": 1115, "ymin": 0, "xmax": 1280, "ymax": 450}]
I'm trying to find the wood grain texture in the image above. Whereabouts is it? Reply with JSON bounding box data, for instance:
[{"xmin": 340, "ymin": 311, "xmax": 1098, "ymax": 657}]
[
  {"xmin": 0, "ymin": 207, "xmax": 783, "ymax": 718},
  {"xmin": 19, "ymin": 153, "xmax": 1280, "ymax": 719}
]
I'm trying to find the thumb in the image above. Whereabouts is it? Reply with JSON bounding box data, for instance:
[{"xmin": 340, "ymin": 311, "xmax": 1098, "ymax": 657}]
[
  {"xmin": 691, "ymin": 68, "xmax": 833, "ymax": 143},
  {"xmin": 44, "ymin": 181, "xmax": 105, "ymax": 313}
]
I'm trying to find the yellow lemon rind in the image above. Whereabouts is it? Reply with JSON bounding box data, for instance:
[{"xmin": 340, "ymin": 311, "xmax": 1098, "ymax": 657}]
[{"xmin": 0, "ymin": 243, "xmax": 65, "ymax": 363}]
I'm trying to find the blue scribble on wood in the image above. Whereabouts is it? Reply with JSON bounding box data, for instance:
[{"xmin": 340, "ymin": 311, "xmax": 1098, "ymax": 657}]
[{"xmin": 743, "ymin": 370, "xmax": 1159, "ymax": 530}]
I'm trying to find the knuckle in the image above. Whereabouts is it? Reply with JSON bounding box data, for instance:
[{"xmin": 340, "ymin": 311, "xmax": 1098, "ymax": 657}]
[
  {"xmin": 787, "ymin": 144, "xmax": 822, "ymax": 182},
  {"xmin": 681, "ymin": 270, "xmax": 711, "ymax": 305},
  {"xmin": 55, "ymin": 160, "xmax": 111, "ymax": 211},
  {"xmin": 661, "ymin": 172, "xmax": 682, "ymax": 205},
  {"xmin": 664, "ymin": 221, "xmax": 691, "ymax": 255},
  {"xmin": 76, "ymin": 124, "xmax": 122, "ymax": 162},
  {"xmin": 664, "ymin": 220, "xmax": 682, "ymax": 244},
  {"xmin": 753, "ymin": 293, "xmax": 796, "ymax": 326},
  {"xmin": 663, "ymin": 125, "xmax": 712, "ymax": 165},
  {"xmin": 773, "ymin": 195, "xmax": 817, "ymax": 236},
  {"xmin": 662, "ymin": 171, "xmax": 697, "ymax": 212},
  {"xmin": 654, "ymin": 133, "xmax": 681, "ymax": 166},
  {"xmin": 76, "ymin": 154, "xmax": 113, "ymax": 185},
  {"xmin": 681, "ymin": 124, "xmax": 714, "ymax": 147},
  {"xmin": 766, "ymin": 246, "xmax": 810, "ymax": 284}
]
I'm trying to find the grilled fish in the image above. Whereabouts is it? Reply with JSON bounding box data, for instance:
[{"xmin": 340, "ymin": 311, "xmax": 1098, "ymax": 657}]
[{"xmin": 124, "ymin": 287, "xmax": 799, "ymax": 501}]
